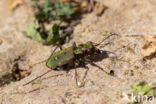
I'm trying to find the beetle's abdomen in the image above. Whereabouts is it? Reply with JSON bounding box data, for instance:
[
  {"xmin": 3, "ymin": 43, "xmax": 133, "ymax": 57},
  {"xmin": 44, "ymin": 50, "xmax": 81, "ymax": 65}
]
[{"xmin": 46, "ymin": 46, "xmax": 74, "ymax": 68}]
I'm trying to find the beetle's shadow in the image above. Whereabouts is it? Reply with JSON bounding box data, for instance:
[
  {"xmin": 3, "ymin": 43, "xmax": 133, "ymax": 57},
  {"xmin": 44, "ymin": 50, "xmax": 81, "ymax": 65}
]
[
  {"xmin": 87, "ymin": 50, "xmax": 109, "ymax": 62},
  {"xmin": 75, "ymin": 50, "xmax": 112, "ymax": 70}
]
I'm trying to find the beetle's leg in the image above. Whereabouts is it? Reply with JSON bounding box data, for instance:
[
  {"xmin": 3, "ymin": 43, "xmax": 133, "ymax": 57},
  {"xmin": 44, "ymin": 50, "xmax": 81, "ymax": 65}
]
[
  {"xmin": 57, "ymin": 44, "xmax": 63, "ymax": 50},
  {"xmin": 94, "ymin": 33, "xmax": 117, "ymax": 46},
  {"xmin": 74, "ymin": 68, "xmax": 78, "ymax": 87},
  {"xmin": 74, "ymin": 66, "xmax": 78, "ymax": 87},
  {"xmin": 82, "ymin": 65, "xmax": 89, "ymax": 82},
  {"xmin": 98, "ymin": 42, "xmax": 112, "ymax": 48},
  {"xmin": 84, "ymin": 59, "xmax": 109, "ymax": 75},
  {"xmin": 74, "ymin": 59, "xmax": 90, "ymax": 87},
  {"xmin": 53, "ymin": 43, "xmax": 63, "ymax": 51},
  {"xmin": 73, "ymin": 42, "xmax": 77, "ymax": 48},
  {"xmin": 23, "ymin": 67, "xmax": 55, "ymax": 86},
  {"xmin": 76, "ymin": 59, "xmax": 89, "ymax": 82},
  {"xmin": 73, "ymin": 60, "xmax": 82, "ymax": 87},
  {"xmin": 51, "ymin": 46, "xmax": 59, "ymax": 54}
]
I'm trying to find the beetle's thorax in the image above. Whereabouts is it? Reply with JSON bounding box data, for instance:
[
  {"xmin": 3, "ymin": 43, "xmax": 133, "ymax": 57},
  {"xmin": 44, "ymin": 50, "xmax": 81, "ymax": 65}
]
[
  {"xmin": 74, "ymin": 42, "xmax": 93, "ymax": 54},
  {"xmin": 74, "ymin": 41, "xmax": 100, "ymax": 57}
]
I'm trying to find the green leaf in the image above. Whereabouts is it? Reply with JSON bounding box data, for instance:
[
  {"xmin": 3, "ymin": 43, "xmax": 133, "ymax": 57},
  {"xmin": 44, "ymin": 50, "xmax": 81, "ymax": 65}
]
[
  {"xmin": 22, "ymin": 21, "xmax": 44, "ymax": 42},
  {"xmin": 132, "ymin": 81, "xmax": 152, "ymax": 95},
  {"xmin": 54, "ymin": 0, "xmax": 74, "ymax": 17},
  {"xmin": 44, "ymin": 0, "xmax": 52, "ymax": 9},
  {"xmin": 129, "ymin": 81, "xmax": 155, "ymax": 104},
  {"xmin": 23, "ymin": 0, "xmax": 75, "ymax": 45},
  {"xmin": 22, "ymin": 22, "xmax": 62, "ymax": 45},
  {"xmin": 45, "ymin": 24, "xmax": 62, "ymax": 45},
  {"xmin": 33, "ymin": 0, "xmax": 74, "ymax": 22}
]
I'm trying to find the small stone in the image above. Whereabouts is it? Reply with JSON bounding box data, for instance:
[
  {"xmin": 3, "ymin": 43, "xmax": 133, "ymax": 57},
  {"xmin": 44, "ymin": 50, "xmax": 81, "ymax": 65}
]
[
  {"xmin": 65, "ymin": 92, "xmax": 72, "ymax": 97},
  {"xmin": 94, "ymin": 3, "xmax": 108, "ymax": 16},
  {"xmin": 77, "ymin": 82, "xmax": 81, "ymax": 86},
  {"xmin": 77, "ymin": 81, "xmax": 84, "ymax": 87}
]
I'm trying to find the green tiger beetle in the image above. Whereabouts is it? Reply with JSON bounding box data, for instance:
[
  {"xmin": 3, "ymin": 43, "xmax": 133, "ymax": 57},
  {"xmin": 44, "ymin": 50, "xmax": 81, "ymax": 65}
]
[{"xmin": 24, "ymin": 33, "xmax": 117, "ymax": 86}]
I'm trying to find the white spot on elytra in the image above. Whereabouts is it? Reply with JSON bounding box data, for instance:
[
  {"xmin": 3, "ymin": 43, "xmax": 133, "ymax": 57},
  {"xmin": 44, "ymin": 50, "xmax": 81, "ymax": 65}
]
[{"xmin": 54, "ymin": 57, "xmax": 59, "ymax": 60}]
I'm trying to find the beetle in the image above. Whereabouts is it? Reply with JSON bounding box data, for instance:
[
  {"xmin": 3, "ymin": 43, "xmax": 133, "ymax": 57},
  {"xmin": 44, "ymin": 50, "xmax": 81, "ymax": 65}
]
[{"xmin": 24, "ymin": 33, "xmax": 116, "ymax": 86}]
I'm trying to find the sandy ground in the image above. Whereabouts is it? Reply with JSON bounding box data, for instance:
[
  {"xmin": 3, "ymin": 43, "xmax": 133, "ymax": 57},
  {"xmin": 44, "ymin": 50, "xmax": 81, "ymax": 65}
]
[{"xmin": 0, "ymin": 0, "xmax": 156, "ymax": 104}]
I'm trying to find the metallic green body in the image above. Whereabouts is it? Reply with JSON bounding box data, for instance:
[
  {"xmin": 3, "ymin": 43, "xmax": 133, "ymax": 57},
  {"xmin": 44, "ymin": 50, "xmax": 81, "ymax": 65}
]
[
  {"xmin": 24, "ymin": 34, "xmax": 114, "ymax": 86},
  {"xmin": 46, "ymin": 46, "xmax": 74, "ymax": 68},
  {"xmin": 46, "ymin": 42, "xmax": 94, "ymax": 68}
]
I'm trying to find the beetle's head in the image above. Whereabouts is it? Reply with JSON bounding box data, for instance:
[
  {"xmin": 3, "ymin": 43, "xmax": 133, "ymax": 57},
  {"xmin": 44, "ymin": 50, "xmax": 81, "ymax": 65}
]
[{"xmin": 84, "ymin": 41, "xmax": 101, "ymax": 54}]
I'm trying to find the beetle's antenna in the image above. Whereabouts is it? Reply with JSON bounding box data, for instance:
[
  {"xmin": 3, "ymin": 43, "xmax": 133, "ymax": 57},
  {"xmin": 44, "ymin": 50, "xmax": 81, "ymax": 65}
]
[
  {"xmin": 94, "ymin": 32, "xmax": 117, "ymax": 46},
  {"xmin": 30, "ymin": 59, "xmax": 47, "ymax": 68},
  {"xmin": 23, "ymin": 67, "xmax": 55, "ymax": 86},
  {"xmin": 29, "ymin": 46, "xmax": 58, "ymax": 68}
]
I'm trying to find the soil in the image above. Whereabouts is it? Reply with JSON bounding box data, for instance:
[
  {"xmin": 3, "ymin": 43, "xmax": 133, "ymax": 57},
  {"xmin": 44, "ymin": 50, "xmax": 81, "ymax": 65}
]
[{"xmin": 0, "ymin": 0, "xmax": 156, "ymax": 104}]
